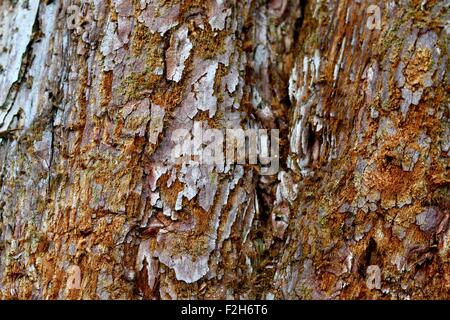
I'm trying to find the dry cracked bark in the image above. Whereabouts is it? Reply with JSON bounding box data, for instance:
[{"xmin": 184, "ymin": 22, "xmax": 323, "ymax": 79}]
[{"xmin": 0, "ymin": 0, "xmax": 448, "ymax": 299}]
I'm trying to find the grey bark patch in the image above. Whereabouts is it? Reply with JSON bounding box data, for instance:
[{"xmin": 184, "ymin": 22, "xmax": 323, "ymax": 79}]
[
  {"xmin": 416, "ymin": 207, "xmax": 444, "ymax": 233},
  {"xmin": 394, "ymin": 62, "xmax": 405, "ymax": 88},
  {"xmin": 180, "ymin": 59, "xmax": 219, "ymax": 119},
  {"xmin": 166, "ymin": 26, "xmax": 193, "ymax": 83},
  {"xmin": 138, "ymin": 1, "xmax": 179, "ymax": 36}
]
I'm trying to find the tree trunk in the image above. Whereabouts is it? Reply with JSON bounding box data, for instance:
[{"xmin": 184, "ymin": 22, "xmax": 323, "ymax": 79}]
[{"xmin": 0, "ymin": 0, "xmax": 448, "ymax": 300}]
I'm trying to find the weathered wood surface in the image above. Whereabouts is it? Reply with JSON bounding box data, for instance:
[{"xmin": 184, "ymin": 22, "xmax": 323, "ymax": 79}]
[{"xmin": 0, "ymin": 0, "xmax": 448, "ymax": 299}]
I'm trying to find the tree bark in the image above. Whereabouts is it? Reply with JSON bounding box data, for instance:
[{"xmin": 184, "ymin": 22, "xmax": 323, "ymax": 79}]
[{"xmin": 0, "ymin": 0, "xmax": 448, "ymax": 300}]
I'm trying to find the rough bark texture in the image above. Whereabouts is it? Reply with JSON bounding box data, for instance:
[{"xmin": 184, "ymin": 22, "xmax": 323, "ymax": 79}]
[{"xmin": 0, "ymin": 0, "xmax": 448, "ymax": 299}]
